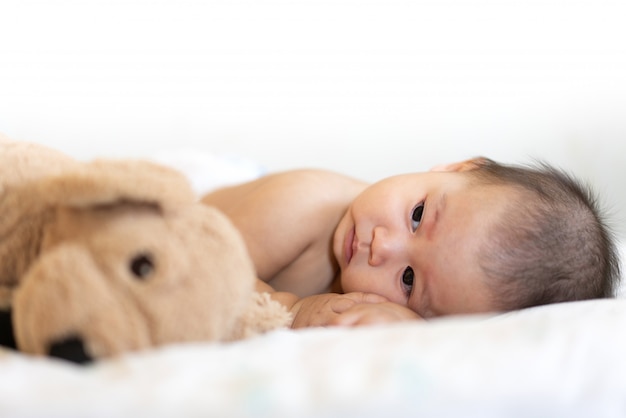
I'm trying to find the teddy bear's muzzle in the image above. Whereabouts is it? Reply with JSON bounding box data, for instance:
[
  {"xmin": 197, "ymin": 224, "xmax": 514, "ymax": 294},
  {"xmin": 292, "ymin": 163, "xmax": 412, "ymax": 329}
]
[
  {"xmin": 3, "ymin": 306, "xmax": 94, "ymax": 363},
  {"xmin": 12, "ymin": 245, "xmax": 152, "ymax": 362}
]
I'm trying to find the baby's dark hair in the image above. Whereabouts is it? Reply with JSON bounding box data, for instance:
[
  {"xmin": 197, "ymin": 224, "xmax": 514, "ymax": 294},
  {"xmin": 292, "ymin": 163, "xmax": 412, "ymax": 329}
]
[{"xmin": 468, "ymin": 157, "xmax": 621, "ymax": 311}]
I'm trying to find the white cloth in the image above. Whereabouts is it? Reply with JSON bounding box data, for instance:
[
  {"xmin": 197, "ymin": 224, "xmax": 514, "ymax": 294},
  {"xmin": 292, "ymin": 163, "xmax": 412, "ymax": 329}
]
[{"xmin": 2, "ymin": 298, "xmax": 626, "ymax": 418}]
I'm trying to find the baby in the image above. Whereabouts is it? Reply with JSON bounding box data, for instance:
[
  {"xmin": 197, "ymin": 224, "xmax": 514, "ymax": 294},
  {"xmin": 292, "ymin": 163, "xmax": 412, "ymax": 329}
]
[{"xmin": 202, "ymin": 157, "xmax": 620, "ymax": 327}]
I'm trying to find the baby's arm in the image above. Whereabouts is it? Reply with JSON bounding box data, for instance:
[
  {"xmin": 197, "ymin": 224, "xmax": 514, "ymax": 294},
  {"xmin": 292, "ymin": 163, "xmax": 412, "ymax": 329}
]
[{"xmin": 203, "ymin": 169, "xmax": 366, "ymax": 296}]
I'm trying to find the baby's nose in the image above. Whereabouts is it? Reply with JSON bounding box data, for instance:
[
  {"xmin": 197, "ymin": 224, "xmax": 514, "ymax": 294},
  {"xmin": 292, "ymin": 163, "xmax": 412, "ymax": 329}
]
[{"xmin": 369, "ymin": 226, "xmax": 403, "ymax": 266}]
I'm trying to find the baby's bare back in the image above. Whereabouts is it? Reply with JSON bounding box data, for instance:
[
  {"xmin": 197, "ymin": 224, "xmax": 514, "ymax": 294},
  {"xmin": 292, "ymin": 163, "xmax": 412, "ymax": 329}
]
[{"xmin": 201, "ymin": 169, "xmax": 367, "ymax": 297}]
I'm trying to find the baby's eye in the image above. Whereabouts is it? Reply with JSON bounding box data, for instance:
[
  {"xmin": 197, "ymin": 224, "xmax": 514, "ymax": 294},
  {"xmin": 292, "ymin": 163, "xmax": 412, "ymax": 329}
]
[
  {"xmin": 402, "ymin": 266, "xmax": 414, "ymax": 296},
  {"xmin": 411, "ymin": 202, "xmax": 424, "ymax": 231}
]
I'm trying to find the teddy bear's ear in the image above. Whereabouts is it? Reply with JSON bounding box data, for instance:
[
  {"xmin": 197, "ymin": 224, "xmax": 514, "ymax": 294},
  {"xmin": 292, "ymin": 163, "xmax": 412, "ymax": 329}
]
[
  {"xmin": 0, "ymin": 159, "xmax": 196, "ymax": 239},
  {"xmin": 35, "ymin": 159, "xmax": 197, "ymax": 210},
  {"xmin": 0, "ymin": 160, "xmax": 196, "ymax": 226}
]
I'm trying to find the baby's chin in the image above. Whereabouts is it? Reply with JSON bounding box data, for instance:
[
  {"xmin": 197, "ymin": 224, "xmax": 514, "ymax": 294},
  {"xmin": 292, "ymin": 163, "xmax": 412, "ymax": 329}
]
[{"xmin": 337, "ymin": 272, "xmax": 358, "ymax": 294}]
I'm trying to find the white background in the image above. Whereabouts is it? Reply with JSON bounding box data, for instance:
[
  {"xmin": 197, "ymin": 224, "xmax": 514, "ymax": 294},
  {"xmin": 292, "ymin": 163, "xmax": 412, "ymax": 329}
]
[{"xmin": 1, "ymin": 0, "xmax": 625, "ymax": 236}]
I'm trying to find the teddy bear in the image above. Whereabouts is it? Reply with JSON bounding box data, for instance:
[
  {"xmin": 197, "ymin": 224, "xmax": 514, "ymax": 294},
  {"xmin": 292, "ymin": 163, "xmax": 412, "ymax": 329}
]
[{"xmin": 0, "ymin": 134, "xmax": 291, "ymax": 363}]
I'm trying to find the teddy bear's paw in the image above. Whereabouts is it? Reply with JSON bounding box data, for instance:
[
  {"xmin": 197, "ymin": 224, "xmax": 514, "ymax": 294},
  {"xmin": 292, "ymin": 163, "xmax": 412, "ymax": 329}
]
[{"xmin": 230, "ymin": 292, "xmax": 293, "ymax": 340}]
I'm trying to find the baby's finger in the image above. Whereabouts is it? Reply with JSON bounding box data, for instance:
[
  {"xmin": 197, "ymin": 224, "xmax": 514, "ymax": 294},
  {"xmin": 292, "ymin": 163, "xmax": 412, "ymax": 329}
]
[
  {"xmin": 329, "ymin": 292, "xmax": 388, "ymax": 314},
  {"xmin": 329, "ymin": 297, "xmax": 357, "ymax": 313},
  {"xmin": 329, "ymin": 308, "xmax": 384, "ymax": 327},
  {"xmin": 341, "ymin": 292, "xmax": 389, "ymax": 304}
]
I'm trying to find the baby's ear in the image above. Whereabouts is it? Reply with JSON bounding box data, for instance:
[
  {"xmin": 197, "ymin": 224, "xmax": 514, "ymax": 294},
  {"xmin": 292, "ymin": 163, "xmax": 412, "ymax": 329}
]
[{"xmin": 429, "ymin": 157, "xmax": 492, "ymax": 172}]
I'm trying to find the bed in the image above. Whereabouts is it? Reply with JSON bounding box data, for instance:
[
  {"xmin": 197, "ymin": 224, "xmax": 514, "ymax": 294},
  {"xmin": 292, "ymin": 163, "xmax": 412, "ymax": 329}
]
[{"xmin": 1, "ymin": 151, "xmax": 624, "ymax": 418}]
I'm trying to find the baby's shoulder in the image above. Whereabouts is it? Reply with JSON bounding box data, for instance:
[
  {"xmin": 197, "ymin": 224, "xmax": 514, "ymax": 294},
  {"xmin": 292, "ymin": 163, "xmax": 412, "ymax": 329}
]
[{"xmin": 261, "ymin": 169, "xmax": 367, "ymax": 202}]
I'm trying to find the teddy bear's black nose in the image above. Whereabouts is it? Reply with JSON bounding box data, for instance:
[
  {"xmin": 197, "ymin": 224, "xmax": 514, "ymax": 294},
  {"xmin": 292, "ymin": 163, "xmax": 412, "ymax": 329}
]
[
  {"xmin": 0, "ymin": 310, "xmax": 17, "ymax": 349},
  {"xmin": 48, "ymin": 335, "xmax": 93, "ymax": 364}
]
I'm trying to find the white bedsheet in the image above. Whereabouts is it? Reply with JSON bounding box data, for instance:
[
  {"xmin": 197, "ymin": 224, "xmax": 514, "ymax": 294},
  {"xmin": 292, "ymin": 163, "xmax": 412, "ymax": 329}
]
[{"xmin": 2, "ymin": 298, "xmax": 626, "ymax": 418}]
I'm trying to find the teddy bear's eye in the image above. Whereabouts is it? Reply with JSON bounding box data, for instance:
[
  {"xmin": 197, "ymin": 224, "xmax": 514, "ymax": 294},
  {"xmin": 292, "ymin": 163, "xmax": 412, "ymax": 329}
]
[{"xmin": 129, "ymin": 253, "xmax": 155, "ymax": 279}]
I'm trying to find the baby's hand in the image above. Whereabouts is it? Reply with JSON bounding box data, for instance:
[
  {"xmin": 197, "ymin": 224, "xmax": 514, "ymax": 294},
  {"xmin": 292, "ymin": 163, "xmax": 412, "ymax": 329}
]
[
  {"xmin": 290, "ymin": 292, "xmax": 388, "ymax": 328},
  {"xmin": 329, "ymin": 301, "xmax": 423, "ymax": 327}
]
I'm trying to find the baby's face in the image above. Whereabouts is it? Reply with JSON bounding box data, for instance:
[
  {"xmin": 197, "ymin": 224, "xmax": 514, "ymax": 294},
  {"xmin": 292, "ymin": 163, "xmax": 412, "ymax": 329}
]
[{"xmin": 333, "ymin": 169, "xmax": 510, "ymax": 318}]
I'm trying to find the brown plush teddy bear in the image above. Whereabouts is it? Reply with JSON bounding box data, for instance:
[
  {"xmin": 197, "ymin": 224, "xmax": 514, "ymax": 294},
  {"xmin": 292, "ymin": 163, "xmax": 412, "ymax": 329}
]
[{"xmin": 0, "ymin": 134, "xmax": 291, "ymax": 363}]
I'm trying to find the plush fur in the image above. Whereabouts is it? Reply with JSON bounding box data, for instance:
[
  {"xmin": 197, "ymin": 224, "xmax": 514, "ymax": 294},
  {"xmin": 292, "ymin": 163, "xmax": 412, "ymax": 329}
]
[{"xmin": 0, "ymin": 134, "xmax": 291, "ymax": 363}]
